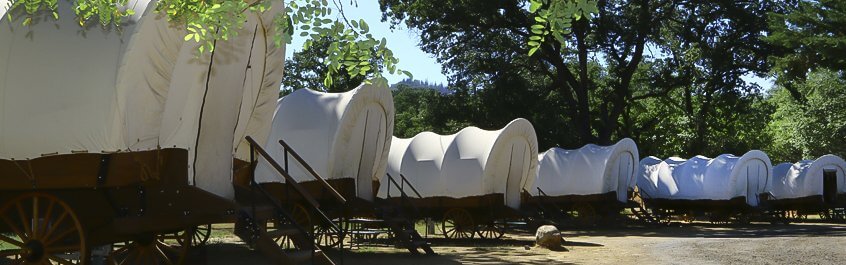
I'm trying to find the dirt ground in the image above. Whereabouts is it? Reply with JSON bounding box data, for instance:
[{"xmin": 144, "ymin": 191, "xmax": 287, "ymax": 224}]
[{"xmin": 192, "ymin": 222, "xmax": 846, "ymax": 265}]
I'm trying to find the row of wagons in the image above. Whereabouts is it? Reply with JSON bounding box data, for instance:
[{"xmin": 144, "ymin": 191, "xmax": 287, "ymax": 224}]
[
  {"xmin": 262, "ymin": 83, "xmax": 846, "ymax": 240},
  {"xmin": 2, "ymin": 1, "xmax": 844, "ymax": 262}
]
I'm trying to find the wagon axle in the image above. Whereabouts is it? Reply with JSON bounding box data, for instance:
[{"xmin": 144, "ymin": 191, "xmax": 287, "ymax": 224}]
[{"xmin": 22, "ymin": 240, "xmax": 45, "ymax": 262}]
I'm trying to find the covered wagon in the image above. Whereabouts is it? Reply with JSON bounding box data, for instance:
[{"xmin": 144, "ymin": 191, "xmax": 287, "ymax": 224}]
[
  {"xmin": 526, "ymin": 138, "xmax": 639, "ymax": 224},
  {"xmin": 636, "ymin": 151, "xmax": 773, "ymax": 223},
  {"xmin": 0, "ymin": 0, "xmax": 339, "ymax": 263},
  {"xmin": 255, "ymin": 82, "xmax": 394, "ymax": 205},
  {"xmin": 770, "ymin": 155, "xmax": 846, "ymax": 221},
  {"xmin": 251, "ymin": 82, "xmax": 419, "ymax": 250},
  {"xmin": 380, "ymin": 118, "xmax": 538, "ymax": 239}
]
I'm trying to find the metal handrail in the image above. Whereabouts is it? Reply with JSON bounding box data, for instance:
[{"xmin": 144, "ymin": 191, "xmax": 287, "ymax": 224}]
[
  {"xmin": 531, "ymin": 187, "xmax": 567, "ymax": 220},
  {"xmin": 277, "ymin": 139, "xmax": 347, "ymax": 204},
  {"xmin": 400, "ymin": 174, "xmax": 423, "ymax": 199},
  {"xmin": 386, "ymin": 173, "xmax": 423, "ymax": 199},
  {"xmin": 246, "ymin": 136, "xmax": 344, "ymax": 237}
]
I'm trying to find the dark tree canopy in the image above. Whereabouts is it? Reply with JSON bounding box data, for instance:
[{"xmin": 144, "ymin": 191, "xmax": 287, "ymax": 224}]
[
  {"xmin": 766, "ymin": 0, "xmax": 846, "ymax": 102},
  {"xmin": 284, "ymin": 0, "xmax": 844, "ymax": 162}
]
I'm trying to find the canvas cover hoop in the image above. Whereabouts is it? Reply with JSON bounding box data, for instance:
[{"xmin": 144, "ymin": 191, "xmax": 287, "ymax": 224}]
[
  {"xmin": 255, "ymin": 82, "xmax": 395, "ymax": 201},
  {"xmin": 0, "ymin": 0, "xmax": 285, "ymax": 200},
  {"xmin": 381, "ymin": 118, "xmax": 539, "ymax": 209},
  {"xmin": 530, "ymin": 138, "xmax": 639, "ymax": 203},
  {"xmin": 637, "ymin": 150, "xmax": 773, "ymax": 206},
  {"xmin": 772, "ymin": 154, "xmax": 846, "ymax": 200}
]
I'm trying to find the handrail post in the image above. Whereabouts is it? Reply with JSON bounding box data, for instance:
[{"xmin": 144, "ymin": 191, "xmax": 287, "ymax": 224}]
[
  {"xmin": 245, "ymin": 136, "xmax": 345, "ymax": 264},
  {"xmin": 278, "ymin": 139, "xmax": 346, "ymax": 204},
  {"xmin": 283, "ymin": 146, "xmax": 290, "ymax": 206},
  {"xmin": 283, "ymin": 146, "xmax": 289, "ymax": 172},
  {"xmin": 250, "ymin": 142, "xmax": 257, "ymax": 217},
  {"xmin": 387, "ymin": 174, "xmax": 392, "ymax": 199}
]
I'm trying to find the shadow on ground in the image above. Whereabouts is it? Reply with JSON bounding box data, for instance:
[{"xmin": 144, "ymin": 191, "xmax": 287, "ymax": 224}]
[{"xmin": 559, "ymin": 222, "xmax": 846, "ymax": 238}]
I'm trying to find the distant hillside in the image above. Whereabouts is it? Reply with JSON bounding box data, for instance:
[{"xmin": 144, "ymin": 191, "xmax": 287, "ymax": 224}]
[{"xmin": 391, "ymin": 78, "xmax": 451, "ymax": 94}]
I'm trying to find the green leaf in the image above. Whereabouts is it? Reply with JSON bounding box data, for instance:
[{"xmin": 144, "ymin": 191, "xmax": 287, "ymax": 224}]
[
  {"xmin": 359, "ymin": 19, "xmax": 369, "ymax": 32},
  {"xmin": 528, "ymin": 46, "xmax": 540, "ymax": 56},
  {"xmin": 529, "ymin": 0, "xmax": 542, "ymax": 13}
]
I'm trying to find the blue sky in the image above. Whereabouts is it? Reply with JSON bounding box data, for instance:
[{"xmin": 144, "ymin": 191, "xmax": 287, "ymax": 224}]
[{"xmin": 284, "ymin": 1, "xmax": 449, "ymax": 85}]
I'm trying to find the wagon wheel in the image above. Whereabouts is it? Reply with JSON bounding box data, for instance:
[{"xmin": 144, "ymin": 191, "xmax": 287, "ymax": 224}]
[
  {"xmin": 769, "ymin": 211, "xmax": 791, "ymax": 225},
  {"xmin": 107, "ymin": 229, "xmax": 191, "ymax": 265},
  {"xmin": 818, "ymin": 209, "xmax": 845, "ymax": 222},
  {"xmin": 314, "ymin": 221, "xmax": 344, "ymax": 248},
  {"xmin": 819, "ymin": 210, "xmax": 830, "ymax": 221},
  {"xmin": 731, "ymin": 213, "xmax": 751, "ymax": 225},
  {"xmin": 0, "ymin": 192, "xmax": 89, "ymax": 265},
  {"xmin": 679, "ymin": 211, "xmax": 696, "ymax": 223},
  {"xmin": 795, "ymin": 211, "xmax": 809, "ymax": 222},
  {"xmin": 707, "ymin": 211, "xmax": 732, "ymax": 225},
  {"xmin": 832, "ymin": 208, "xmax": 846, "ymax": 222},
  {"xmin": 652, "ymin": 209, "xmax": 673, "ymax": 226},
  {"xmin": 572, "ymin": 203, "xmax": 597, "ymax": 226},
  {"xmin": 441, "ymin": 208, "xmax": 475, "ymax": 239},
  {"xmin": 786, "ymin": 210, "xmax": 806, "ymax": 222},
  {"xmin": 476, "ymin": 221, "xmax": 506, "ymax": 239},
  {"xmin": 173, "ymin": 224, "xmax": 212, "ymax": 249},
  {"xmin": 273, "ymin": 203, "xmax": 312, "ymax": 249}
]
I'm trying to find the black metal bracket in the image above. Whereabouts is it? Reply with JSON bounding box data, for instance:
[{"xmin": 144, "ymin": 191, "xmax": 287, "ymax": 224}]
[
  {"xmin": 96, "ymin": 154, "xmax": 111, "ymax": 188},
  {"xmin": 137, "ymin": 185, "xmax": 147, "ymax": 217}
]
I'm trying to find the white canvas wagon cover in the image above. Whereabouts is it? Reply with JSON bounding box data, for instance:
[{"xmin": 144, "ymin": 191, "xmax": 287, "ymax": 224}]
[
  {"xmin": 772, "ymin": 155, "xmax": 846, "ymax": 200},
  {"xmin": 381, "ymin": 118, "xmax": 539, "ymax": 209},
  {"xmin": 637, "ymin": 151, "xmax": 773, "ymax": 206},
  {"xmin": 529, "ymin": 138, "xmax": 639, "ymax": 203},
  {"xmin": 0, "ymin": 0, "xmax": 285, "ymax": 199},
  {"xmin": 255, "ymin": 82, "xmax": 395, "ymax": 201}
]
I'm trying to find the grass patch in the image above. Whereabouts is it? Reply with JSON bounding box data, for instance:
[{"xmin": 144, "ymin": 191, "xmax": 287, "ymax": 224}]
[{"xmin": 0, "ymin": 233, "xmax": 17, "ymax": 250}]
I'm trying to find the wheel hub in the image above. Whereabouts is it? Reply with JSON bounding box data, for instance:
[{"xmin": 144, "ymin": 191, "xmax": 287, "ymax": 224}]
[{"xmin": 23, "ymin": 240, "xmax": 45, "ymax": 262}]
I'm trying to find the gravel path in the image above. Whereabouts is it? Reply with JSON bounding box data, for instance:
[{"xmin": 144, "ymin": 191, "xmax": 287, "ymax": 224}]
[{"xmin": 197, "ymin": 222, "xmax": 846, "ymax": 264}]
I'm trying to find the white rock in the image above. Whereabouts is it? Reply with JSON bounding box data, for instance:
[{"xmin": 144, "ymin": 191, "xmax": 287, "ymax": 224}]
[{"xmin": 535, "ymin": 225, "xmax": 562, "ymax": 248}]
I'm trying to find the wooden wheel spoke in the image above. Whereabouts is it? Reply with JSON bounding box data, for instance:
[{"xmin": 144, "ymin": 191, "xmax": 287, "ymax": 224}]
[
  {"xmin": 14, "ymin": 202, "xmax": 32, "ymax": 239},
  {"xmin": 41, "ymin": 211, "xmax": 69, "ymax": 241},
  {"xmin": 31, "ymin": 197, "xmax": 39, "ymax": 239},
  {"xmin": 1, "ymin": 215, "xmax": 28, "ymax": 241},
  {"xmin": 46, "ymin": 245, "xmax": 81, "ymax": 253},
  {"xmin": 0, "ymin": 248, "xmax": 24, "ymax": 256},
  {"xmin": 44, "ymin": 225, "xmax": 78, "ymax": 246},
  {"xmin": 156, "ymin": 241, "xmax": 178, "ymax": 255},
  {"xmin": 37, "ymin": 200, "xmax": 57, "ymax": 241},
  {"xmin": 155, "ymin": 245, "xmax": 175, "ymax": 265},
  {"xmin": 48, "ymin": 254, "xmax": 76, "ymax": 265},
  {"xmin": 1, "ymin": 193, "xmax": 86, "ymax": 265}
]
